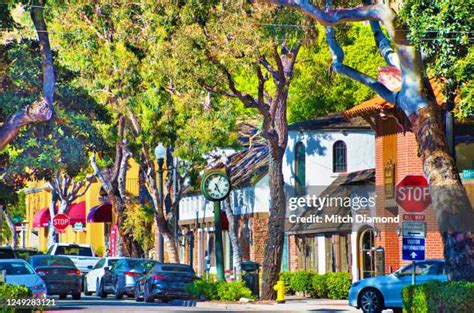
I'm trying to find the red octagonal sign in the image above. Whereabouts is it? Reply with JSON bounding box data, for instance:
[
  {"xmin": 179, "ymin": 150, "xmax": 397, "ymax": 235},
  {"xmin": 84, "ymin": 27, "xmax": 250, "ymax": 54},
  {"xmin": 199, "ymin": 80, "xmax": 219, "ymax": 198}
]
[
  {"xmin": 52, "ymin": 213, "xmax": 70, "ymax": 230},
  {"xmin": 396, "ymin": 175, "xmax": 432, "ymax": 213}
]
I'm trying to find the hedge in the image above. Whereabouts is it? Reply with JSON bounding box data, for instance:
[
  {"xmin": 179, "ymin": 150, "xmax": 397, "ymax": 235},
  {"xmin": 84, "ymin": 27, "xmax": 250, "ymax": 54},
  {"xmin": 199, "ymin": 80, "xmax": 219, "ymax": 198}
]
[
  {"xmin": 0, "ymin": 283, "xmax": 32, "ymax": 313},
  {"xmin": 403, "ymin": 280, "xmax": 474, "ymax": 313},
  {"xmin": 186, "ymin": 279, "xmax": 254, "ymax": 301},
  {"xmin": 279, "ymin": 271, "xmax": 351, "ymax": 299}
]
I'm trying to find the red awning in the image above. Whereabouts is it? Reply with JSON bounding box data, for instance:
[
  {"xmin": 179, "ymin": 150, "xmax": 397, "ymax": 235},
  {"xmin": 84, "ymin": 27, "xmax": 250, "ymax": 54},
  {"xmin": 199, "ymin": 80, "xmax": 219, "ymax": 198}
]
[
  {"xmin": 33, "ymin": 208, "xmax": 50, "ymax": 228},
  {"xmin": 68, "ymin": 201, "xmax": 86, "ymax": 225},
  {"xmin": 87, "ymin": 203, "xmax": 112, "ymax": 223}
]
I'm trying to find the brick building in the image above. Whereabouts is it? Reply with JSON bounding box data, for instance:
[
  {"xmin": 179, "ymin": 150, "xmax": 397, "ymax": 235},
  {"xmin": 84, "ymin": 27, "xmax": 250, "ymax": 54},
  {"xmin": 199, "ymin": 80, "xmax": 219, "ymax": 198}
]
[{"xmin": 342, "ymin": 69, "xmax": 474, "ymax": 278}]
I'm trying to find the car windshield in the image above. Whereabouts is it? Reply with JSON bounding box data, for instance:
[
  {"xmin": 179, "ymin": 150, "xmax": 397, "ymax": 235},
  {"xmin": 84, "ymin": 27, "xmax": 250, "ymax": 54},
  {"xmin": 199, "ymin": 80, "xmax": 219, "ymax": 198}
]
[
  {"xmin": 398, "ymin": 262, "xmax": 444, "ymax": 276},
  {"xmin": 126, "ymin": 259, "xmax": 150, "ymax": 269},
  {"xmin": 15, "ymin": 250, "xmax": 41, "ymax": 261},
  {"xmin": 0, "ymin": 248, "xmax": 16, "ymax": 259},
  {"xmin": 108, "ymin": 259, "xmax": 120, "ymax": 267},
  {"xmin": 0, "ymin": 261, "xmax": 35, "ymax": 275},
  {"xmin": 56, "ymin": 246, "xmax": 93, "ymax": 256},
  {"xmin": 32, "ymin": 256, "xmax": 75, "ymax": 268}
]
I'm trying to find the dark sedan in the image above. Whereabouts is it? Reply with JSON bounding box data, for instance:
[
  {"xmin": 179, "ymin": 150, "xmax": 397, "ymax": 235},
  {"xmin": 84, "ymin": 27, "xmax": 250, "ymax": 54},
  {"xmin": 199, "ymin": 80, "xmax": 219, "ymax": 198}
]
[
  {"xmin": 135, "ymin": 263, "xmax": 196, "ymax": 303},
  {"xmin": 98, "ymin": 258, "xmax": 157, "ymax": 299},
  {"xmin": 29, "ymin": 255, "xmax": 82, "ymax": 300}
]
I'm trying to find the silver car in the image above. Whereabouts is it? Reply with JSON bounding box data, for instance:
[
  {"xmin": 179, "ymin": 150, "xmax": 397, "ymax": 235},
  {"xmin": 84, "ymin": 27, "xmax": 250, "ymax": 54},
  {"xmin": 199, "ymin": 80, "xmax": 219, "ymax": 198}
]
[
  {"xmin": 0, "ymin": 259, "xmax": 47, "ymax": 298},
  {"xmin": 348, "ymin": 260, "xmax": 447, "ymax": 313}
]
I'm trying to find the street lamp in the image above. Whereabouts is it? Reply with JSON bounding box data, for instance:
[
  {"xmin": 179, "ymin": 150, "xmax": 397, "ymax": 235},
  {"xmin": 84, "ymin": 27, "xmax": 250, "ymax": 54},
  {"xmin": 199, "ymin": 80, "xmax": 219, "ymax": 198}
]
[{"xmin": 154, "ymin": 142, "xmax": 166, "ymax": 263}]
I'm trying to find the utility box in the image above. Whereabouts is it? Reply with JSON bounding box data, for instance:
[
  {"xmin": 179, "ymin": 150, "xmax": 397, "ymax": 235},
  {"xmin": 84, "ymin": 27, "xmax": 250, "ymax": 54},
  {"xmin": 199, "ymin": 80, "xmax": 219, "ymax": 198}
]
[{"xmin": 241, "ymin": 261, "xmax": 260, "ymax": 298}]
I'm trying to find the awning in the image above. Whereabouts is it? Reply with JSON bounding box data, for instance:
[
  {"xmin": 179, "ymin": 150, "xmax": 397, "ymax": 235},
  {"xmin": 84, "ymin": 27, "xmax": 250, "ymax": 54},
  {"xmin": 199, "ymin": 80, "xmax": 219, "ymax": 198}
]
[
  {"xmin": 68, "ymin": 201, "xmax": 86, "ymax": 225},
  {"xmin": 33, "ymin": 208, "xmax": 50, "ymax": 228},
  {"xmin": 87, "ymin": 203, "xmax": 112, "ymax": 223}
]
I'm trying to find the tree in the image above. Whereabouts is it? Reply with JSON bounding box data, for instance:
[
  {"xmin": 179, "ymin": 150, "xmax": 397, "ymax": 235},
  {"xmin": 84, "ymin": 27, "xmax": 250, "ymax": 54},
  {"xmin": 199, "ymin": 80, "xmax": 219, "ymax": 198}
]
[
  {"xmin": 48, "ymin": 0, "xmax": 240, "ymax": 261},
  {"xmin": 267, "ymin": 0, "xmax": 474, "ymax": 281},
  {"xmin": 152, "ymin": 1, "xmax": 319, "ymax": 298},
  {"xmin": 0, "ymin": 0, "xmax": 54, "ymax": 151}
]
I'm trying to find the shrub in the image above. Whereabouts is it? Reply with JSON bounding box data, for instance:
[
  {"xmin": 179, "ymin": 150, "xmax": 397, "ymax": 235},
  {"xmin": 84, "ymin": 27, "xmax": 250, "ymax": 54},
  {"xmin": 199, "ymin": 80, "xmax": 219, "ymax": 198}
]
[
  {"xmin": 311, "ymin": 274, "xmax": 327, "ymax": 298},
  {"xmin": 0, "ymin": 283, "xmax": 31, "ymax": 298},
  {"xmin": 403, "ymin": 280, "xmax": 474, "ymax": 313},
  {"xmin": 279, "ymin": 271, "xmax": 295, "ymax": 294},
  {"xmin": 0, "ymin": 283, "xmax": 32, "ymax": 313},
  {"xmin": 289, "ymin": 271, "xmax": 316, "ymax": 294},
  {"xmin": 325, "ymin": 272, "xmax": 351, "ymax": 300},
  {"xmin": 186, "ymin": 279, "xmax": 253, "ymax": 301},
  {"xmin": 217, "ymin": 280, "xmax": 253, "ymax": 301}
]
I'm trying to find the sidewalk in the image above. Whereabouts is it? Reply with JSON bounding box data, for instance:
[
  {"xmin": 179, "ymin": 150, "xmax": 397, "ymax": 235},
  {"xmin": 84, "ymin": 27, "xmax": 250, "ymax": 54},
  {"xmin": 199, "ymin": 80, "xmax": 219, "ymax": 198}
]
[{"xmin": 191, "ymin": 296, "xmax": 359, "ymax": 312}]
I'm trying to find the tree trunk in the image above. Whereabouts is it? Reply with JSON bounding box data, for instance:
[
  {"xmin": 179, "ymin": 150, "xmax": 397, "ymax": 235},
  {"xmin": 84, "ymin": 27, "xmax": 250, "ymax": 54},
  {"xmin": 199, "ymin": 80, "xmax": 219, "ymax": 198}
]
[
  {"xmin": 47, "ymin": 190, "xmax": 58, "ymax": 247},
  {"xmin": 224, "ymin": 197, "xmax": 242, "ymax": 279},
  {"xmin": 4, "ymin": 210, "xmax": 17, "ymax": 248},
  {"xmin": 0, "ymin": 205, "xmax": 3, "ymax": 246},
  {"xmin": 412, "ymin": 100, "xmax": 474, "ymax": 281},
  {"xmin": 261, "ymin": 148, "xmax": 286, "ymax": 299}
]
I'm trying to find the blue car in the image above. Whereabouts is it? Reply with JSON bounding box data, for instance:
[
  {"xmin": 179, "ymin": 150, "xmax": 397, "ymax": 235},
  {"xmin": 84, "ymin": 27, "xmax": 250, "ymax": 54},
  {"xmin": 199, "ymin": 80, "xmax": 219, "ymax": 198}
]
[{"xmin": 348, "ymin": 260, "xmax": 447, "ymax": 313}]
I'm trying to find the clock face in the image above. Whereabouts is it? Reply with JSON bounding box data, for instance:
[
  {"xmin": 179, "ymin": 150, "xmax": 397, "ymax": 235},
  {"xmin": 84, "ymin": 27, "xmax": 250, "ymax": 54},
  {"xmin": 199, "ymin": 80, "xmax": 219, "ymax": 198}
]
[{"xmin": 203, "ymin": 173, "xmax": 231, "ymax": 201}]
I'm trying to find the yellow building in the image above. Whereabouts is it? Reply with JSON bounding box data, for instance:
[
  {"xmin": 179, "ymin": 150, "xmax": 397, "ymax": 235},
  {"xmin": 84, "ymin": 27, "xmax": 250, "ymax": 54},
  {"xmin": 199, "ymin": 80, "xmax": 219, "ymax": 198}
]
[{"xmin": 23, "ymin": 160, "xmax": 140, "ymax": 255}]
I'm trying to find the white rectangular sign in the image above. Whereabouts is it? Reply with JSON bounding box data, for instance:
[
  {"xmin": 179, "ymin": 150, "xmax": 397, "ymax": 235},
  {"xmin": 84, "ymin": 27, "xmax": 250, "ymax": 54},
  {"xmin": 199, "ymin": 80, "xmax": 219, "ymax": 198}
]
[{"xmin": 402, "ymin": 221, "xmax": 426, "ymax": 238}]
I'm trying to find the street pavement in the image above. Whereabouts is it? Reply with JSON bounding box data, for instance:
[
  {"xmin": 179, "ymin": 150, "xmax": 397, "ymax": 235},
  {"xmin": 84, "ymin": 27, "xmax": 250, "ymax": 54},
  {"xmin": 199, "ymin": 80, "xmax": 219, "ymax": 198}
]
[
  {"xmin": 45, "ymin": 296, "xmax": 356, "ymax": 312},
  {"xmin": 42, "ymin": 295, "xmax": 397, "ymax": 312}
]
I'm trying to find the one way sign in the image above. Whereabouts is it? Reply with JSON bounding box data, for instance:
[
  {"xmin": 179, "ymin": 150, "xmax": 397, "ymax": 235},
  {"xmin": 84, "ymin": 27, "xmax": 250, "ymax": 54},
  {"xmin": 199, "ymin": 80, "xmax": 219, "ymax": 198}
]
[{"xmin": 402, "ymin": 238, "xmax": 425, "ymax": 261}]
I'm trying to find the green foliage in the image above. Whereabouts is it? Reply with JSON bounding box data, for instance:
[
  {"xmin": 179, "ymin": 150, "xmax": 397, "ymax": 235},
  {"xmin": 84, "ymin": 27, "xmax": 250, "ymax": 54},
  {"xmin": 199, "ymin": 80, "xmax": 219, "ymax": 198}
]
[
  {"xmin": 279, "ymin": 271, "xmax": 295, "ymax": 294},
  {"xmin": 402, "ymin": 280, "xmax": 474, "ymax": 313},
  {"xmin": 324, "ymin": 272, "xmax": 351, "ymax": 300},
  {"xmin": 311, "ymin": 273, "xmax": 328, "ymax": 298},
  {"xmin": 289, "ymin": 270, "xmax": 316, "ymax": 293},
  {"xmin": 122, "ymin": 204, "xmax": 155, "ymax": 253},
  {"xmin": 0, "ymin": 283, "xmax": 32, "ymax": 313},
  {"xmin": 288, "ymin": 23, "xmax": 385, "ymax": 123},
  {"xmin": 400, "ymin": 0, "xmax": 474, "ymax": 120},
  {"xmin": 278, "ymin": 271, "xmax": 351, "ymax": 299},
  {"xmin": 186, "ymin": 279, "xmax": 253, "ymax": 301}
]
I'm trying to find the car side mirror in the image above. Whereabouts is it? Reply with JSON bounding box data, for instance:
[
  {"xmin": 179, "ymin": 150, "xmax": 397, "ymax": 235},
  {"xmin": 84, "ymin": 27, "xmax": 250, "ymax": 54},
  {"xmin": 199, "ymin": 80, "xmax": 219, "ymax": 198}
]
[
  {"xmin": 87, "ymin": 265, "xmax": 93, "ymax": 270},
  {"xmin": 104, "ymin": 266, "xmax": 110, "ymax": 272},
  {"xmin": 143, "ymin": 269, "xmax": 148, "ymax": 274}
]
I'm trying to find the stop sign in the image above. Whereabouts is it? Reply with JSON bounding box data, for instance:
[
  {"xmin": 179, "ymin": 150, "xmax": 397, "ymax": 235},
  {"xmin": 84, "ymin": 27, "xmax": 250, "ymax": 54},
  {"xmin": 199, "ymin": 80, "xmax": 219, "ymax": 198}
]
[
  {"xmin": 396, "ymin": 175, "xmax": 431, "ymax": 213},
  {"xmin": 52, "ymin": 214, "xmax": 70, "ymax": 230}
]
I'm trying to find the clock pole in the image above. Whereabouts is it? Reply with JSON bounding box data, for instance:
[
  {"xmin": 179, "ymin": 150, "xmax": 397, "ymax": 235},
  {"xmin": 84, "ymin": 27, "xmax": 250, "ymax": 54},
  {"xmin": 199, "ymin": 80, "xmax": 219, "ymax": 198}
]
[{"xmin": 214, "ymin": 201, "xmax": 225, "ymax": 281}]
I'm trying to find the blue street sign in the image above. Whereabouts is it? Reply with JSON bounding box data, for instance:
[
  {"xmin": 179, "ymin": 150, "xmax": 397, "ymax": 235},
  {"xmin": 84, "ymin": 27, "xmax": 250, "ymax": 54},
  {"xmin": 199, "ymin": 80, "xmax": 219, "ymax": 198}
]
[{"xmin": 402, "ymin": 238, "xmax": 425, "ymax": 261}]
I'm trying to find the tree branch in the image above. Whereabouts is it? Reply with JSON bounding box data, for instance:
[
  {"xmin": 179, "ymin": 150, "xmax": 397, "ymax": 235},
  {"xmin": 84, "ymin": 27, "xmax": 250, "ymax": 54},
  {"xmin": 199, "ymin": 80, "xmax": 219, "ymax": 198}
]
[
  {"xmin": 90, "ymin": 152, "xmax": 113, "ymax": 193},
  {"xmin": 111, "ymin": 115, "xmax": 125, "ymax": 183},
  {"xmin": 325, "ymin": 24, "xmax": 397, "ymax": 104}
]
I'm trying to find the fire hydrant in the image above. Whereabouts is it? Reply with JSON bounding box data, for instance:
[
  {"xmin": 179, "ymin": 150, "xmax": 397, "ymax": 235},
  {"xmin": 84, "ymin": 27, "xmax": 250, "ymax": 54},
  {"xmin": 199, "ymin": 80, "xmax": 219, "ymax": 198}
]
[{"xmin": 273, "ymin": 280, "xmax": 286, "ymax": 304}]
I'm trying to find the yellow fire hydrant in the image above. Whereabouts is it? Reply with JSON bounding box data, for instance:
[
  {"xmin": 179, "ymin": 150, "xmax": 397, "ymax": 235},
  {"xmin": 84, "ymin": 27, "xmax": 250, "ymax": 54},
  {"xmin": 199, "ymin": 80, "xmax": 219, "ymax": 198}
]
[{"xmin": 273, "ymin": 280, "xmax": 286, "ymax": 304}]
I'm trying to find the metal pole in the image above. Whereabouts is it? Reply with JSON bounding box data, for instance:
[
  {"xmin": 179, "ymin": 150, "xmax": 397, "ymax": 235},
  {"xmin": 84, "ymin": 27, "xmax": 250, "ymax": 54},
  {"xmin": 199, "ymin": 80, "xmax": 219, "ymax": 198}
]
[
  {"xmin": 214, "ymin": 201, "xmax": 225, "ymax": 281},
  {"xmin": 173, "ymin": 156, "xmax": 179, "ymax": 243},
  {"xmin": 412, "ymin": 261, "xmax": 416, "ymax": 285},
  {"xmin": 158, "ymin": 159, "xmax": 164, "ymax": 263}
]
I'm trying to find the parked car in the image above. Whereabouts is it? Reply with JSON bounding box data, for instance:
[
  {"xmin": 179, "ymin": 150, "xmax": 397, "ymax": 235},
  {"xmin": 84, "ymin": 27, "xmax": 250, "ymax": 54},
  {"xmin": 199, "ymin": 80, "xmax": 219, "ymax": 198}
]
[
  {"xmin": 15, "ymin": 248, "xmax": 43, "ymax": 261},
  {"xmin": 47, "ymin": 243, "xmax": 100, "ymax": 274},
  {"xmin": 348, "ymin": 260, "xmax": 447, "ymax": 313},
  {"xmin": 0, "ymin": 259, "xmax": 47, "ymax": 298},
  {"xmin": 0, "ymin": 246, "xmax": 17, "ymax": 259},
  {"xmin": 29, "ymin": 255, "xmax": 83, "ymax": 300},
  {"xmin": 84, "ymin": 257, "xmax": 122, "ymax": 296},
  {"xmin": 135, "ymin": 263, "xmax": 196, "ymax": 303},
  {"xmin": 98, "ymin": 258, "xmax": 157, "ymax": 299}
]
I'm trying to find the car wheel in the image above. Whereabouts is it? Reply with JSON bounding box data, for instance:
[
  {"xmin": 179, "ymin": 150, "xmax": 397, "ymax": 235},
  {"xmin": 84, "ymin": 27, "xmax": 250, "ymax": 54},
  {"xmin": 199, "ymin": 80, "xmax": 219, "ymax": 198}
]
[
  {"xmin": 59, "ymin": 293, "xmax": 67, "ymax": 300},
  {"xmin": 84, "ymin": 279, "xmax": 93, "ymax": 296},
  {"xmin": 359, "ymin": 288, "xmax": 383, "ymax": 313},
  {"xmin": 161, "ymin": 297, "xmax": 170, "ymax": 303},
  {"xmin": 392, "ymin": 309, "xmax": 403, "ymax": 313},
  {"xmin": 135, "ymin": 284, "xmax": 144, "ymax": 302},
  {"xmin": 98, "ymin": 280, "xmax": 107, "ymax": 298},
  {"xmin": 72, "ymin": 293, "xmax": 81, "ymax": 300}
]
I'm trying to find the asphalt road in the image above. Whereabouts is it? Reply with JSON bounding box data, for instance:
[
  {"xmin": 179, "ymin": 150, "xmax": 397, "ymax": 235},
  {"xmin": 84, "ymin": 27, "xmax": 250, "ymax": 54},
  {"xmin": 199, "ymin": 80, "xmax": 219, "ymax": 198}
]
[{"xmin": 41, "ymin": 295, "xmax": 396, "ymax": 313}]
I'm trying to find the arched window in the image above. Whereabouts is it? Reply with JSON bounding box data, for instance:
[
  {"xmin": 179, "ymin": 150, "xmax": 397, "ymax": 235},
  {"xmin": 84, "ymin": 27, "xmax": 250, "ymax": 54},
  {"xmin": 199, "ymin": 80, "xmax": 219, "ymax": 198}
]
[
  {"xmin": 333, "ymin": 141, "xmax": 347, "ymax": 173},
  {"xmin": 295, "ymin": 142, "xmax": 306, "ymax": 195}
]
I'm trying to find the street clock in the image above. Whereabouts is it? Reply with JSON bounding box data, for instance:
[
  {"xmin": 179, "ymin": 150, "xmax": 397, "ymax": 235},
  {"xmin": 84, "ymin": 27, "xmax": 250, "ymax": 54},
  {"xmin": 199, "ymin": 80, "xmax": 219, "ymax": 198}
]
[{"xmin": 201, "ymin": 171, "xmax": 231, "ymax": 201}]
